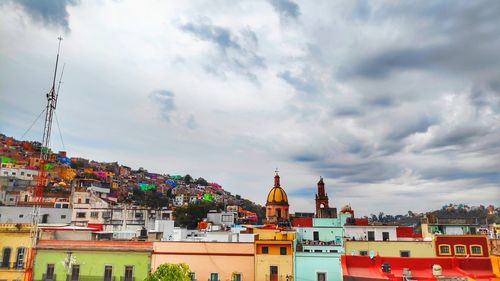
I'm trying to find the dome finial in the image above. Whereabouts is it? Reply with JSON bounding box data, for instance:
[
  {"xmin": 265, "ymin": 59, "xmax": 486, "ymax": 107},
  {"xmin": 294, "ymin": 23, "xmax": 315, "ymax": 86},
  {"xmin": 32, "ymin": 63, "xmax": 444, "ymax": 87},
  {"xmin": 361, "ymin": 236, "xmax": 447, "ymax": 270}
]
[{"xmin": 274, "ymin": 168, "xmax": 280, "ymax": 187}]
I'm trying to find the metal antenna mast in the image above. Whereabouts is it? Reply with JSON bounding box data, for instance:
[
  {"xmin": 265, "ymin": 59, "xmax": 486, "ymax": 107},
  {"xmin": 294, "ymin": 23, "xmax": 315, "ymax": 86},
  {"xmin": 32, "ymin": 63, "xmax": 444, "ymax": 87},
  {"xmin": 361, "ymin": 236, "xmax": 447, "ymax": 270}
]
[{"xmin": 24, "ymin": 36, "xmax": 63, "ymax": 281}]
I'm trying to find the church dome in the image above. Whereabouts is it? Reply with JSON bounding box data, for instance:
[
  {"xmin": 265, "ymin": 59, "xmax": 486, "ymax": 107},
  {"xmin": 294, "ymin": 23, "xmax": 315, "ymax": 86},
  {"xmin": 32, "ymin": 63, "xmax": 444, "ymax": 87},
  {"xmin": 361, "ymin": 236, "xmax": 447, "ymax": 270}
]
[{"xmin": 266, "ymin": 174, "xmax": 289, "ymax": 205}]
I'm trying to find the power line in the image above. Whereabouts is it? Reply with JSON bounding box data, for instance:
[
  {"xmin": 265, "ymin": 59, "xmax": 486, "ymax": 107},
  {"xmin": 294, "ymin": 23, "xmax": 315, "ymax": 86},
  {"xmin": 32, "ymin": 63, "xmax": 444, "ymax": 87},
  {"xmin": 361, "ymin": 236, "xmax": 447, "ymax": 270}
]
[
  {"xmin": 20, "ymin": 108, "xmax": 46, "ymax": 140},
  {"xmin": 54, "ymin": 111, "xmax": 66, "ymax": 151}
]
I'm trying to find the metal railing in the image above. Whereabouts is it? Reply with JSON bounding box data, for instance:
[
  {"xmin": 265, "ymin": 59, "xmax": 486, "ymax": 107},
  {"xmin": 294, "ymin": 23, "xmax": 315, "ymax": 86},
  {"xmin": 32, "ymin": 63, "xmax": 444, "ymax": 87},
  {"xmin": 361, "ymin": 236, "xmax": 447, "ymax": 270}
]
[
  {"xmin": 0, "ymin": 261, "xmax": 24, "ymax": 270},
  {"xmin": 265, "ymin": 275, "xmax": 293, "ymax": 281},
  {"xmin": 65, "ymin": 275, "xmax": 116, "ymax": 281},
  {"xmin": 41, "ymin": 273, "xmax": 57, "ymax": 281}
]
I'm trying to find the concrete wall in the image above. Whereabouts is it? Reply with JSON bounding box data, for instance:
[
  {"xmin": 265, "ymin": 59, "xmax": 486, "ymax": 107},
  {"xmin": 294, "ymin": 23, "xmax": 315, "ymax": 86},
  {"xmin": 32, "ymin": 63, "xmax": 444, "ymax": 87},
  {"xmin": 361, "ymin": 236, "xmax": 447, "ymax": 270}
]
[
  {"xmin": 152, "ymin": 242, "xmax": 255, "ymax": 281},
  {"xmin": 0, "ymin": 206, "xmax": 72, "ymax": 224},
  {"xmin": 345, "ymin": 240, "xmax": 435, "ymax": 257}
]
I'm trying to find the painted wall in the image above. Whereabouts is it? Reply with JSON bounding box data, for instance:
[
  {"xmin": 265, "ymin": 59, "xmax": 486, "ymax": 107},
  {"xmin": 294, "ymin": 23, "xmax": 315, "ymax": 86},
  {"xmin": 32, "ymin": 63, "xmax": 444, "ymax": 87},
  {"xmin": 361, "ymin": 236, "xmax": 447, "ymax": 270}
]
[
  {"xmin": 33, "ymin": 248, "xmax": 150, "ymax": 281},
  {"xmin": 152, "ymin": 242, "xmax": 255, "ymax": 281},
  {"xmin": 255, "ymin": 252, "xmax": 293, "ymax": 281},
  {"xmin": 345, "ymin": 240, "xmax": 435, "ymax": 257},
  {"xmin": 295, "ymin": 253, "xmax": 341, "ymax": 281},
  {"xmin": 435, "ymin": 235, "xmax": 489, "ymax": 257},
  {"xmin": 0, "ymin": 207, "xmax": 72, "ymax": 224},
  {"xmin": 0, "ymin": 224, "xmax": 31, "ymax": 281}
]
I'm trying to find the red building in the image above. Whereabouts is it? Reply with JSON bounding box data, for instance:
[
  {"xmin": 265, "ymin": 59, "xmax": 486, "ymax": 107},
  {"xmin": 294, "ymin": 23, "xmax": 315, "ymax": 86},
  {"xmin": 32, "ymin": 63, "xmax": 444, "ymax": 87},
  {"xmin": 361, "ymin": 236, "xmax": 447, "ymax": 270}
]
[{"xmin": 435, "ymin": 235, "xmax": 490, "ymax": 257}]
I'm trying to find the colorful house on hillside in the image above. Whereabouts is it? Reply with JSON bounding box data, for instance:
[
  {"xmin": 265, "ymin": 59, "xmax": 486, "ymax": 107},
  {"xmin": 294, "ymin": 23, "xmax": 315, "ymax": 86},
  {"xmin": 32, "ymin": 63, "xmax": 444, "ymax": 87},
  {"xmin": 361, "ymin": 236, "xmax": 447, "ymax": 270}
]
[
  {"xmin": 0, "ymin": 223, "xmax": 31, "ymax": 281},
  {"xmin": 254, "ymin": 228, "xmax": 295, "ymax": 281},
  {"xmin": 152, "ymin": 241, "xmax": 254, "ymax": 281},
  {"xmin": 33, "ymin": 240, "xmax": 152, "ymax": 281}
]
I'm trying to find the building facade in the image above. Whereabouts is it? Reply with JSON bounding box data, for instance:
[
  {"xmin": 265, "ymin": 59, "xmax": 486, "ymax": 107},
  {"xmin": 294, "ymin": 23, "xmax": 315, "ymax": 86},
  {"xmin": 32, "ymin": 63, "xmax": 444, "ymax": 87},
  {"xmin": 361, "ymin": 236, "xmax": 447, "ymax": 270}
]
[{"xmin": 0, "ymin": 223, "xmax": 31, "ymax": 281}]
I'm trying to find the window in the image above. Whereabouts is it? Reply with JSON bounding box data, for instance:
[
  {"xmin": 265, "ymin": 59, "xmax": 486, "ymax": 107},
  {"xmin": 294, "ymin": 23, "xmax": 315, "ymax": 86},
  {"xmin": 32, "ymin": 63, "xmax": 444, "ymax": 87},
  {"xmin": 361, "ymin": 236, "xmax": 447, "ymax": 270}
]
[
  {"xmin": 104, "ymin": 265, "xmax": 113, "ymax": 281},
  {"xmin": 314, "ymin": 249, "xmax": 322, "ymax": 253},
  {"xmin": 280, "ymin": 247, "xmax": 287, "ymax": 255},
  {"xmin": 329, "ymin": 250, "xmax": 338, "ymax": 253},
  {"xmin": 232, "ymin": 273, "xmax": 242, "ymax": 281},
  {"xmin": 21, "ymin": 172, "xmax": 25, "ymax": 176},
  {"xmin": 90, "ymin": 212, "xmax": 99, "ymax": 218},
  {"xmin": 262, "ymin": 246, "xmax": 269, "ymax": 254},
  {"xmin": 76, "ymin": 212, "xmax": 86, "ymax": 218},
  {"xmin": 382, "ymin": 232, "xmax": 390, "ymax": 241},
  {"xmin": 400, "ymin": 251, "xmax": 410, "ymax": 257},
  {"xmin": 1, "ymin": 247, "xmax": 11, "ymax": 268},
  {"xmin": 210, "ymin": 273, "xmax": 219, "ymax": 281},
  {"xmin": 19, "ymin": 214, "xmax": 24, "ymax": 218},
  {"xmin": 46, "ymin": 264, "xmax": 55, "ymax": 280},
  {"xmin": 85, "ymin": 198, "xmax": 90, "ymax": 204},
  {"xmin": 317, "ymin": 272, "xmax": 326, "ymax": 281},
  {"xmin": 188, "ymin": 272, "xmax": 195, "ymax": 281},
  {"xmin": 470, "ymin": 245, "xmax": 483, "ymax": 256},
  {"xmin": 313, "ymin": 231, "xmax": 319, "ymax": 241},
  {"xmin": 454, "ymin": 245, "xmax": 466, "ymax": 255},
  {"xmin": 71, "ymin": 265, "xmax": 80, "ymax": 281},
  {"xmin": 439, "ymin": 245, "xmax": 451, "ymax": 255},
  {"xmin": 304, "ymin": 249, "xmax": 310, "ymax": 252},
  {"xmin": 367, "ymin": 231, "xmax": 375, "ymax": 241},
  {"xmin": 359, "ymin": 250, "xmax": 368, "ymax": 256},
  {"xmin": 124, "ymin": 265, "xmax": 134, "ymax": 281},
  {"xmin": 61, "ymin": 215, "xmax": 67, "ymax": 219},
  {"xmin": 15, "ymin": 247, "xmax": 25, "ymax": 268}
]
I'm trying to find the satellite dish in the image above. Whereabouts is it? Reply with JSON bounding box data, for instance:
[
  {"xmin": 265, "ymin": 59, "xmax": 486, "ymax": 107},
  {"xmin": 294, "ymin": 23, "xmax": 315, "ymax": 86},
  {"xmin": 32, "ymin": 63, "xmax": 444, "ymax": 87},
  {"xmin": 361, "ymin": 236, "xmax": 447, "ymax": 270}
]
[{"xmin": 369, "ymin": 250, "xmax": 375, "ymax": 259}]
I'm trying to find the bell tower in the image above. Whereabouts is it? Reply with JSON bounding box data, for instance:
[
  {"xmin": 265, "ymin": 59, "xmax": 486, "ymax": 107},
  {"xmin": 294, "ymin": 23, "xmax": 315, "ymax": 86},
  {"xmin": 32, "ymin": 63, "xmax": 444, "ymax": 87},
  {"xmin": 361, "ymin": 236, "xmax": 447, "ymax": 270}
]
[{"xmin": 315, "ymin": 177, "xmax": 329, "ymax": 218}]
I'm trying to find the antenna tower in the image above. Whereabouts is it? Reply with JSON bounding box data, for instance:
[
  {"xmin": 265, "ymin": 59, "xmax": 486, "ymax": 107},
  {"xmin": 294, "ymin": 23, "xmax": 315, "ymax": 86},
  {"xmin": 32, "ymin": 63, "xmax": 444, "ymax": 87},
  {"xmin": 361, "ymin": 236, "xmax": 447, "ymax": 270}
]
[{"xmin": 23, "ymin": 36, "xmax": 64, "ymax": 281}]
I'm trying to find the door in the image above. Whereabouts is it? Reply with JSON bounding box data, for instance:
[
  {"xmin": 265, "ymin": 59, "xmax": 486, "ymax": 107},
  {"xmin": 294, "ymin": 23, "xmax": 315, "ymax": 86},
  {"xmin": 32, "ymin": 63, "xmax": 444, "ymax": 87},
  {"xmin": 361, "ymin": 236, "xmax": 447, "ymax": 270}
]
[
  {"xmin": 71, "ymin": 265, "xmax": 80, "ymax": 281},
  {"xmin": 104, "ymin": 265, "xmax": 113, "ymax": 281},
  {"xmin": 270, "ymin": 266, "xmax": 278, "ymax": 281},
  {"xmin": 367, "ymin": 231, "xmax": 375, "ymax": 241},
  {"xmin": 313, "ymin": 231, "xmax": 319, "ymax": 241},
  {"xmin": 382, "ymin": 232, "xmax": 389, "ymax": 241}
]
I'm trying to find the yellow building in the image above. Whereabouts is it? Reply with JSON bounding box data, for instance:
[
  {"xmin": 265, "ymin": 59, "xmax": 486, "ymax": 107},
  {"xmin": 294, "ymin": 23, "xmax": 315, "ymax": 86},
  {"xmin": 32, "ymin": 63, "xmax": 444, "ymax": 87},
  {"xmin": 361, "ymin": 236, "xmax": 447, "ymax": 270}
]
[
  {"xmin": 254, "ymin": 228, "xmax": 295, "ymax": 281},
  {"xmin": 0, "ymin": 223, "xmax": 32, "ymax": 281},
  {"xmin": 492, "ymin": 255, "xmax": 500, "ymax": 276},
  {"xmin": 345, "ymin": 240, "xmax": 435, "ymax": 257}
]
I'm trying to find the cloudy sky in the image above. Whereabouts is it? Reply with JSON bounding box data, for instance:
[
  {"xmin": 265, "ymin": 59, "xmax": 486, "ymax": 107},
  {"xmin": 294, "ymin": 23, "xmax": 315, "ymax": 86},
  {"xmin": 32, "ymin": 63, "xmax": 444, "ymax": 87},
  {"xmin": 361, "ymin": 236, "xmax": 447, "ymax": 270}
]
[{"xmin": 1, "ymin": 0, "xmax": 499, "ymax": 215}]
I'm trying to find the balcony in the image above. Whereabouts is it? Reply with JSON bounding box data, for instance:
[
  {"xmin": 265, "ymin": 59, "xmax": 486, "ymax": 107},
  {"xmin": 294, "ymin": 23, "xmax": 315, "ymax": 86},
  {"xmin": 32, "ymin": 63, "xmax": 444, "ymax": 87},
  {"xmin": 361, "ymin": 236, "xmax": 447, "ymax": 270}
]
[
  {"xmin": 64, "ymin": 276, "xmax": 116, "ymax": 281},
  {"xmin": 0, "ymin": 262, "xmax": 24, "ymax": 270},
  {"xmin": 265, "ymin": 275, "xmax": 293, "ymax": 281},
  {"xmin": 40, "ymin": 273, "xmax": 57, "ymax": 281}
]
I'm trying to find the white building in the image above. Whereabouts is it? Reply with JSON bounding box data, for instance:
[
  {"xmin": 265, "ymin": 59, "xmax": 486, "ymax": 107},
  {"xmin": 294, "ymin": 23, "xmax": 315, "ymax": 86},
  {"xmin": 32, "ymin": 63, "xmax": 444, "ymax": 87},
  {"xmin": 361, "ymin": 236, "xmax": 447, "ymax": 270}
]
[
  {"xmin": 344, "ymin": 225, "xmax": 398, "ymax": 241},
  {"xmin": 0, "ymin": 167, "xmax": 38, "ymax": 181}
]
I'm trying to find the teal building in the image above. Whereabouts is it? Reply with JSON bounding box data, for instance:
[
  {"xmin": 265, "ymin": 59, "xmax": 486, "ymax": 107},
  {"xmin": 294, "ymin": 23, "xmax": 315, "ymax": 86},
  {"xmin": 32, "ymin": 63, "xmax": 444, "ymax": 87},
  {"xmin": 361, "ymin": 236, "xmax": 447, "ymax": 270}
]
[{"xmin": 294, "ymin": 214, "xmax": 351, "ymax": 281}]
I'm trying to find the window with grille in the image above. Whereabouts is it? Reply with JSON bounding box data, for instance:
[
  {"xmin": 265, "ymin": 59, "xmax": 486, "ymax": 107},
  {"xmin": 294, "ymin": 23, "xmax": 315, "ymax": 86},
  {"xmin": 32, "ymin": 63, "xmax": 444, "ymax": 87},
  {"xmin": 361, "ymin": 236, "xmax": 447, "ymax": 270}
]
[
  {"xmin": 90, "ymin": 212, "xmax": 99, "ymax": 218},
  {"xmin": 280, "ymin": 247, "xmax": 287, "ymax": 255},
  {"xmin": 210, "ymin": 273, "xmax": 219, "ymax": 281},
  {"xmin": 262, "ymin": 246, "xmax": 269, "ymax": 254},
  {"xmin": 439, "ymin": 245, "xmax": 450, "ymax": 255},
  {"xmin": 15, "ymin": 247, "xmax": 25, "ymax": 268},
  {"xmin": 454, "ymin": 245, "xmax": 466, "ymax": 255},
  {"xmin": 124, "ymin": 265, "xmax": 134, "ymax": 280},
  {"xmin": 470, "ymin": 245, "xmax": 482, "ymax": 255}
]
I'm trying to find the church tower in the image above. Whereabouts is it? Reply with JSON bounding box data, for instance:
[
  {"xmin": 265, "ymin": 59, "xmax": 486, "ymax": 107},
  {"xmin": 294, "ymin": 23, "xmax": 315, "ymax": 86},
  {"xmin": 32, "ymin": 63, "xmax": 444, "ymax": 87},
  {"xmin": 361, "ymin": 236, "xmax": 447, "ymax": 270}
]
[
  {"xmin": 265, "ymin": 171, "xmax": 289, "ymax": 224},
  {"xmin": 315, "ymin": 177, "xmax": 330, "ymax": 218}
]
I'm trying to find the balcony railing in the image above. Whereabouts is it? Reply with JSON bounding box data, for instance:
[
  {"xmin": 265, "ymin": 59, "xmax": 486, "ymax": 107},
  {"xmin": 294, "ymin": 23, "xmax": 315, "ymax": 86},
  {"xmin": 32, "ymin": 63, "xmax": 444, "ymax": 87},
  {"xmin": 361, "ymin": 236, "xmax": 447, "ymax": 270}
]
[
  {"xmin": 265, "ymin": 275, "xmax": 293, "ymax": 281},
  {"xmin": 65, "ymin": 275, "xmax": 116, "ymax": 281},
  {"xmin": 41, "ymin": 273, "xmax": 57, "ymax": 281},
  {"xmin": 0, "ymin": 262, "xmax": 24, "ymax": 270}
]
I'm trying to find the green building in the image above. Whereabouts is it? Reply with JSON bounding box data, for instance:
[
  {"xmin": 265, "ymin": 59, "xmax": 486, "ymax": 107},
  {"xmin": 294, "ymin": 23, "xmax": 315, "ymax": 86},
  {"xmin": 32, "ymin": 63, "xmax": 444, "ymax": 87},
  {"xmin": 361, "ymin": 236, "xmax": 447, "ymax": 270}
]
[{"xmin": 33, "ymin": 240, "xmax": 152, "ymax": 281}]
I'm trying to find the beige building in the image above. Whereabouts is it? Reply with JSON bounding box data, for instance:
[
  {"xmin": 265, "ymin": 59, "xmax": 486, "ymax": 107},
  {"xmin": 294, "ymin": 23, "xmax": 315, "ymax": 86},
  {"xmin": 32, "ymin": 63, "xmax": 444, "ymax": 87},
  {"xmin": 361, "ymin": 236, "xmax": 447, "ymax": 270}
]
[
  {"xmin": 345, "ymin": 240, "xmax": 435, "ymax": 257},
  {"xmin": 152, "ymin": 241, "xmax": 255, "ymax": 281}
]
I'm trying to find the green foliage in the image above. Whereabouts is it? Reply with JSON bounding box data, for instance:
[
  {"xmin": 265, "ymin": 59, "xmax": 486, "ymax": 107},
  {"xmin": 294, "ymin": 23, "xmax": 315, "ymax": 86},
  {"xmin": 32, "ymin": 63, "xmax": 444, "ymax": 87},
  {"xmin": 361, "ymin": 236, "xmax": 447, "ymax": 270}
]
[
  {"xmin": 174, "ymin": 201, "xmax": 219, "ymax": 229},
  {"xmin": 145, "ymin": 263, "xmax": 191, "ymax": 281},
  {"xmin": 183, "ymin": 174, "xmax": 193, "ymax": 184},
  {"xmin": 194, "ymin": 177, "xmax": 208, "ymax": 186}
]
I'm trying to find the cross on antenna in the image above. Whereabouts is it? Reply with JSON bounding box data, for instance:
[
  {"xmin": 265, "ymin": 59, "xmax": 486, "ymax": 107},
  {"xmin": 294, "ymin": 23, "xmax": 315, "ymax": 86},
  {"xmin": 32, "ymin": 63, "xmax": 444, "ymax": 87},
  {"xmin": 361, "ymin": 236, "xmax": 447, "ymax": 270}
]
[{"xmin": 275, "ymin": 168, "xmax": 279, "ymax": 175}]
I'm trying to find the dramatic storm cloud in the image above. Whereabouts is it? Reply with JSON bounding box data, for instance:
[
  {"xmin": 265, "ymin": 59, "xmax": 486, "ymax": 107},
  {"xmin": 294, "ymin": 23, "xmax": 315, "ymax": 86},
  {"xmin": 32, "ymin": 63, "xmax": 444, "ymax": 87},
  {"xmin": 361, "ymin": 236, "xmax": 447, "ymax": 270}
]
[{"xmin": 0, "ymin": 1, "xmax": 498, "ymax": 215}]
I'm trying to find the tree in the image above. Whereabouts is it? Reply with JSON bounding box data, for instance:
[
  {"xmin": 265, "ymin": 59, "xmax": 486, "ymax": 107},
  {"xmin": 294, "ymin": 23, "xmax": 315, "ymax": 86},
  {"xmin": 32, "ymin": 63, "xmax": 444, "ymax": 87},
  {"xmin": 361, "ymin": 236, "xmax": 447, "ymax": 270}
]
[
  {"xmin": 174, "ymin": 201, "xmax": 218, "ymax": 229},
  {"xmin": 145, "ymin": 263, "xmax": 191, "ymax": 281},
  {"xmin": 183, "ymin": 174, "xmax": 193, "ymax": 184},
  {"xmin": 194, "ymin": 177, "xmax": 208, "ymax": 186}
]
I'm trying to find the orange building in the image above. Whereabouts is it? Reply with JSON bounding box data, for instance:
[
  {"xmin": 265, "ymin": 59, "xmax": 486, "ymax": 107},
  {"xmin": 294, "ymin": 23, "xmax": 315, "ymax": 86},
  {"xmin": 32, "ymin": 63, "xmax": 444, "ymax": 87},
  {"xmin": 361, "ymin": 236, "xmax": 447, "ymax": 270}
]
[{"xmin": 152, "ymin": 241, "xmax": 254, "ymax": 281}]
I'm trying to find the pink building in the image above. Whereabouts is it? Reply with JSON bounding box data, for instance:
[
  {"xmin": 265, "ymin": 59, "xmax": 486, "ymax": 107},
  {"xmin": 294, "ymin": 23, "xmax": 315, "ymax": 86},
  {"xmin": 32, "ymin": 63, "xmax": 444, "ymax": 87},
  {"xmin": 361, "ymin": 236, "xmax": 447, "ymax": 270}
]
[{"xmin": 152, "ymin": 241, "xmax": 255, "ymax": 281}]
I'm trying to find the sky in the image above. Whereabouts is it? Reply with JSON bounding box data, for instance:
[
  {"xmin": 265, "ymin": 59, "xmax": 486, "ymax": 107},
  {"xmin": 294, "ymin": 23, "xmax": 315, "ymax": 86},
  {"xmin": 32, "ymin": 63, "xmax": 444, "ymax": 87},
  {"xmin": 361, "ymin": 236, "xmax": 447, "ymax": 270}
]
[{"xmin": 0, "ymin": 0, "xmax": 499, "ymax": 216}]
